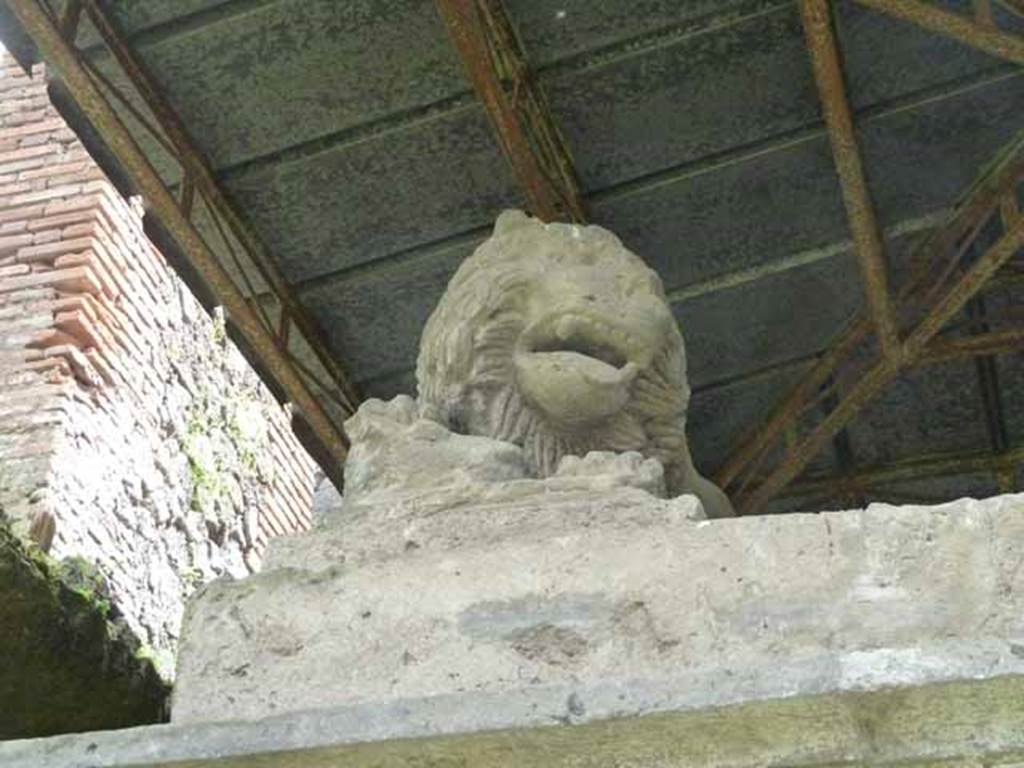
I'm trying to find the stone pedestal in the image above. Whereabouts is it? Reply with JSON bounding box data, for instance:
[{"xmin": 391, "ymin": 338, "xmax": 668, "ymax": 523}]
[
  {"xmin": 169, "ymin": 490, "xmax": 1024, "ymax": 727},
  {"xmin": 2, "ymin": 492, "xmax": 1024, "ymax": 768}
]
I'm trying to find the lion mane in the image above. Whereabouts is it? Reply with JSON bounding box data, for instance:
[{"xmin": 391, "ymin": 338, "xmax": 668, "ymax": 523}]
[{"xmin": 415, "ymin": 211, "xmax": 732, "ymax": 517}]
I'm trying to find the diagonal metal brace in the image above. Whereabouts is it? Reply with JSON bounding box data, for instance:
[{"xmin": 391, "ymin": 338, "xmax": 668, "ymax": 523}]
[
  {"xmin": 717, "ymin": 131, "xmax": 1024, "ymax": 491},
  {"xmin": 739, "ymin": 203, "xmax": 1024, "ymax": 514},
  {"xmin": 435, "ymin": 0, "xmax": 586, "ymax": 223},
  {"xmin": 852, "ymin": 0, "xmax": 1024, "ymax": 63},
  {"xmin": 80, "ymin": 0, "xmax": 361, "ymax": 414},
  {"xmin": 800, "ymin": 0, "xmax": 900, "ymax": 363}
]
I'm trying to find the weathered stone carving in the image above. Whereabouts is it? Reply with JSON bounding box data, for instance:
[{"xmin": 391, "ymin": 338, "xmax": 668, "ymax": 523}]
[
  {"xmin": 168, "ymin": 218, "xmax": 1024, "ymax": 746},
  {"xmin": 417, "ymin": 210, "xmax": 734, "ymax": 518},
  {"xmin": 281, "ymin": 394, "xmax": 702, "ymax": 572}
]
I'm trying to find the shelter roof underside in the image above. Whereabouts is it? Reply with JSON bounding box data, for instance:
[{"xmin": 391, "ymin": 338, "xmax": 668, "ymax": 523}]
[{"xmin": 4, "ymin": 0, "xmax": 1023, "ymax": 512}]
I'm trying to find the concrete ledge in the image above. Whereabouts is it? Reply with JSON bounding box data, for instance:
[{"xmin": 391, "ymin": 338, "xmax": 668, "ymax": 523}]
[{"xmin": 3, "ymin": 663, "xmax": 1024, "ymax": 767}]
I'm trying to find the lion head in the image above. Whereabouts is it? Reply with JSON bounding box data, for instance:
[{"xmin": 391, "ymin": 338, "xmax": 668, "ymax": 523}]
[{"xmin": 416, "ymin": 210, "xmax": 733, "ymax": 518}]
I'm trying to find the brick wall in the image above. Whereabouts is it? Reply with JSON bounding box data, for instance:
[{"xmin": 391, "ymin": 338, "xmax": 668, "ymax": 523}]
[{"xmin": 0, "ymin": 56, "xmax": 317, "ymax": 675}]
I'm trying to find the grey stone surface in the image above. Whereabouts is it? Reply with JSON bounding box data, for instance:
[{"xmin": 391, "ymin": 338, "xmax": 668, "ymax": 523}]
[
  {"xmin": 172, "ymin": 492, "xmax": 1024, "ymax": 727},
  {"xmin": 289, "ymin": 380, "xmax": 704, "ymax": 552}
]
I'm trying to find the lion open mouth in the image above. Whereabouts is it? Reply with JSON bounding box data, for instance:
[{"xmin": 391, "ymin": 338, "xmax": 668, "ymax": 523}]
[{"xmin": 514, "ymin": 314, "xmax": 644, "ymax": 427}]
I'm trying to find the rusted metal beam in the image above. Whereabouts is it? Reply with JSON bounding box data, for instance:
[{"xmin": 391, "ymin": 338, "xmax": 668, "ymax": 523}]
[
  {"xmin": 852, "ymin": 0, "xmax": 1024, "ymax": 63},
  {"xmin": 820, "ymin": 372, "xmax": 864, "ymax": 509},
  {"xmin": 800, "ymin": 0, "xmax": 900, "ymax": 363},
  {"xmin": 963, "ymin": 297, "xmax": 1010, "ymax": 455},
  {"xmin": 716, "ymin": 315, "xmax": 871, "ymax": 492},
  {"xmin": 784, "ymin": 444, "xmax": 1024, "ymax": 500},
  {"xmin": 6, "ymin": 0, "xmax": 350, "ymax": 465},
  {"xmin": 903, "ymin": 225, "xmax": 1024, "ymax": 359},
  {"xmin": 919, "ymin": 327, "xmax": 1024, "ymax": 365},
  {"xmin": 739, "ymin": 210, "xmax": 1024, "ymax": 514},
  {"xmin": 435, "ymin": 0, "xmax": 586, "ymax": 223},
  {"xmin": 58, "ymin": 0, "xmax": 82, "ymax": 41},
  {"xmin": 717, "ymin": 133, "xmax": 1024, "ymax": 495},
  {"xmin": 974, "ymin": 0, "xmax": 995, "ymax": 27},
  {"xmin": 81, "ymin": 0, "xmax": 361, "ymax": 413}
]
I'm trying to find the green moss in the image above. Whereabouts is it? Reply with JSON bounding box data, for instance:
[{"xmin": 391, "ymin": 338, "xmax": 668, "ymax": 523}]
[
  {"xmin": 182, "ymin": 400, "xmax": 228, "ymax": 514},
  {"xmin": 0, "ymin": 519, "xmax": 169, "ymax": 739},
  {"xmin": 134, "ymin": 643, "xmax": 159, "ymax": 665},
  {"xmin": 181, "ymin": 391, "xmax": 268, "ymax": 517},
  {"xmin": 180, "ymin": 566, "xmax": 204, "ymax": 591},
  {"xmin": 211, "ymin": 309, "xmax": 228, "ymax": 345},
  {"xmin": 57, "ymin": 556, "xmax": 113, "ymax": 617}
]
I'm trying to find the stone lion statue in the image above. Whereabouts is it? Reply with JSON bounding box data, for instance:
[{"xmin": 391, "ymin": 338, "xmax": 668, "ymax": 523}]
[{"xmin": 416, "ymin": 210, "xmax": 734, "ymax": 518}]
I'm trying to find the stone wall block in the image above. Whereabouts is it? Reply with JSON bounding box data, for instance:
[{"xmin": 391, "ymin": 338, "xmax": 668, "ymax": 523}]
[{"xmin": 0, "ymin": 52, "xmax": 318, "ymax": 681}]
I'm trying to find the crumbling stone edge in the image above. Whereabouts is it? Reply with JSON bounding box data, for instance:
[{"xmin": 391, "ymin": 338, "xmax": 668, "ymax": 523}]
[{"xmin": 2, "ymin": 638, "xmax": 1023, "ymax": 767}]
